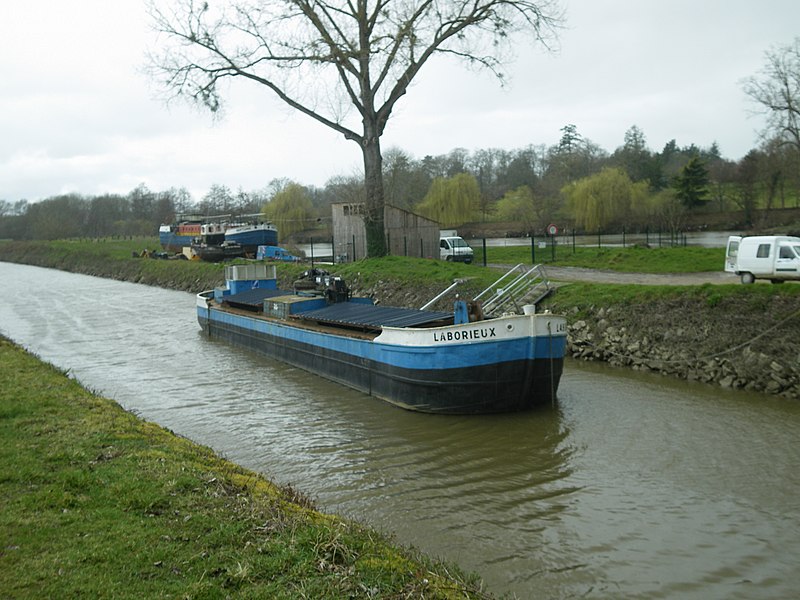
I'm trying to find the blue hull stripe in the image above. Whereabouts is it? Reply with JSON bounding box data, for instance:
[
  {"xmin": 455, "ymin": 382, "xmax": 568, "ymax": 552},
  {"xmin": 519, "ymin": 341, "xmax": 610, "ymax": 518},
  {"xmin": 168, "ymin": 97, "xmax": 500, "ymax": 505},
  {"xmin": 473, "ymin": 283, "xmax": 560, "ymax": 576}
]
[
  {"xmin": 160, "ymin": 233, "xmax": 194, "ymax": 249},
  {"xmin": 202, "ymin": 307, "xmax": 566, "ymax": 370},
  {"xmin": 197, "ymin": 308, "xmax": 564, "ymax": 413},
  {"xmin": 225, "ymin": 231, "xmax": 278, "ymax": 247}
]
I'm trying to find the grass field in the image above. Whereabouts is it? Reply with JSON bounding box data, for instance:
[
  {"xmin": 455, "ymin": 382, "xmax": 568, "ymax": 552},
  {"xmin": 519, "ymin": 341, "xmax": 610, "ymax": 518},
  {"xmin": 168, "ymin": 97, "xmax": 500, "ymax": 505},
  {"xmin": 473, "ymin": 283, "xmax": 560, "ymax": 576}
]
[
  {"xmin": 0, "ymin": 337, "xmax": 485, "ymax": 599},
  {"xmin": 1, "ymin": 236, "xmax": 724, "ymax": 274},
  {"xmin": 3, "ymin": 237, "xmax": 790, "ymax": 313},
  {"xmin": 474, "ymin": 244, "xmax": 724, "ymax": 272}
]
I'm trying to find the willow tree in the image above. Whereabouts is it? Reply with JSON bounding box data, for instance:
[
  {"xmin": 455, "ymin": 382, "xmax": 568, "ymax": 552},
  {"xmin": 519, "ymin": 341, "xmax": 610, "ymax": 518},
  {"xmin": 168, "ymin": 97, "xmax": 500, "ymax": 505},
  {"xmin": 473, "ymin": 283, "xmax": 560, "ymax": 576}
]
[
  {"xmin": 147, "ymin": 0, "xmax": 562, "ymax": 256},
  {"xmin": 416, "ymin": 172, "xmax": 481, "ymax": 226},
  {"xmin": 563, "ymin": 167, "xmax": 649, "ymax": 232},
  {"xmin": 263, "ymin": 182, "xmax": 314, "ymax": 241}
]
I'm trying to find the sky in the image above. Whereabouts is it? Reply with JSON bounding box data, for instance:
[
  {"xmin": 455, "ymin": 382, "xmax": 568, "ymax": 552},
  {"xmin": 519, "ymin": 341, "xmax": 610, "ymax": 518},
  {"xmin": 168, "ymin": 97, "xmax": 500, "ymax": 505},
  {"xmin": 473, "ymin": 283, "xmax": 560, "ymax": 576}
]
[{"xmin": 1, "ymin": 0, "xmax": 799, "ymax": 203}]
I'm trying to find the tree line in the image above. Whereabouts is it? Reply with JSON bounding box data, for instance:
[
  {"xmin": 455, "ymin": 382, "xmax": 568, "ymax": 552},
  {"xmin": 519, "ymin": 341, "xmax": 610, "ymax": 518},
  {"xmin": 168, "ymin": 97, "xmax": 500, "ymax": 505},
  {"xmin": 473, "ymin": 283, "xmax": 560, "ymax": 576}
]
[
  {"xmin": 144, "ymin": 0, "xmax": 800, "ymax": 256},
  {"xmin": 5, "ymin": 2, "xmax": 799, "ymax": 247},
  {"xmin": 1, "ymin": 122, "xmax": 798, "ymax": 242}
]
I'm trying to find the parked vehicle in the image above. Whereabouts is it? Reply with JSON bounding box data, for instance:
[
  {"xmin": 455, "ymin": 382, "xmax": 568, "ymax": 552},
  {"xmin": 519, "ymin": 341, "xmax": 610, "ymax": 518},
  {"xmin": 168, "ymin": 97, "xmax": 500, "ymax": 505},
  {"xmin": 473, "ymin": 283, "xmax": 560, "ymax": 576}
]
[
  {"xmin": 725, "ymin": 235, "xmax": 800, "ymax": 283},
  {"xmin": 439, "ymin": 230, "xmax": 473, "ymax": 263},
  {"xmin": 257, "ymin": 245, "xmax": 301, "ymax": 262}
]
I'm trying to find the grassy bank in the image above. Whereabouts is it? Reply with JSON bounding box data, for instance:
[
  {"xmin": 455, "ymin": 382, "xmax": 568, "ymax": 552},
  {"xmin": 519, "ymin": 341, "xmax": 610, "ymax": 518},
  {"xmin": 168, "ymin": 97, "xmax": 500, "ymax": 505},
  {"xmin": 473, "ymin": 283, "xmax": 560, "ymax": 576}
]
[
  {"xmin": 0, "ymin": 237, "xmax": 724, "ymax": 279},
  {"xmin": 1, "ymin": 236, "xmax": 796, "ymax": 320},
  {"xmin": 0, "ymin": 238, "xmax": 230, "ymax": 292},
  {"xmin": 0, "ymin": 337, "xmax": 486, "ymax": 598}
]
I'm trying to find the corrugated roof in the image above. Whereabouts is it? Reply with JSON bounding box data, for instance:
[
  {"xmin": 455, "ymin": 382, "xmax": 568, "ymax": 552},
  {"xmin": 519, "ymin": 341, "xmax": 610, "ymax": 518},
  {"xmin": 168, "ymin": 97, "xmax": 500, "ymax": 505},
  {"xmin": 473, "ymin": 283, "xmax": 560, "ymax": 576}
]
[{"xmin": 295, "ymin": 302, "xmax": 452, "ymax": 331}]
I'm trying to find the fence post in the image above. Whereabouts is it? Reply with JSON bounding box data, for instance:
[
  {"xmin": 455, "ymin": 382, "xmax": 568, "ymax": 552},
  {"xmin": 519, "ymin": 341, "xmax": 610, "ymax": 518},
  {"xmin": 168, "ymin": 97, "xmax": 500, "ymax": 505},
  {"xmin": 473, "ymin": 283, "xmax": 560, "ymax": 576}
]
[
  {"xmin": 531, "ymin": 234, "xmax": 536, "ymax": 264},
  {"xmin": 482, "ymin": 238, "xmax": 487, "ymax": 267}
]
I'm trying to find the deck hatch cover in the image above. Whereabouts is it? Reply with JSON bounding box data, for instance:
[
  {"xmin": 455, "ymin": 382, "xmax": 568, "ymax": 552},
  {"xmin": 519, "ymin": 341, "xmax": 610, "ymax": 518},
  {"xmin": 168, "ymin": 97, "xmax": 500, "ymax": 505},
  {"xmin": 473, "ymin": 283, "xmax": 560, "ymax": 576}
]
[{"xmin": 295, "ymin": 303, "xmax": 452, "ymax": 330}]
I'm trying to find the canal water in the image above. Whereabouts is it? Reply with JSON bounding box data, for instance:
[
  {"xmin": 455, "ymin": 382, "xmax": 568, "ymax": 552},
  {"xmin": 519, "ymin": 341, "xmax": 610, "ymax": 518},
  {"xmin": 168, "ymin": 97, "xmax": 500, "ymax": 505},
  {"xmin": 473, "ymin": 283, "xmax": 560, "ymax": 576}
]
[{"xmin": 2, "ymin": 262, "xmax": 799, "ymax": 599}]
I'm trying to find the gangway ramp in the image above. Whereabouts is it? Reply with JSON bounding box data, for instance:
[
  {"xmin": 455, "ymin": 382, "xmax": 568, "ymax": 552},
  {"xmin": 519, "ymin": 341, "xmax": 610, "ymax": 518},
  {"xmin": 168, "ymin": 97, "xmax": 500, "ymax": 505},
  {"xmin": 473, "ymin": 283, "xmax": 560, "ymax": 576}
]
[{"xmin": 473, "ymin": 264, "xmax": 554, "ymax": 317}]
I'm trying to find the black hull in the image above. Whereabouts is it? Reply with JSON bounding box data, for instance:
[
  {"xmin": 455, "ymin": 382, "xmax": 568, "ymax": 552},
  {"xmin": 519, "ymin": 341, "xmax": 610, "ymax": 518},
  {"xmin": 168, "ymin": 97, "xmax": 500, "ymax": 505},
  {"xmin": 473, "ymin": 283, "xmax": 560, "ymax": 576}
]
[
  {"xmin": 192, "ymin": 245, "xmax": 245, "ymax": 262},
  {"xmin": 199, "ymin": 315, "xmax": 563, "ymax": 415}
]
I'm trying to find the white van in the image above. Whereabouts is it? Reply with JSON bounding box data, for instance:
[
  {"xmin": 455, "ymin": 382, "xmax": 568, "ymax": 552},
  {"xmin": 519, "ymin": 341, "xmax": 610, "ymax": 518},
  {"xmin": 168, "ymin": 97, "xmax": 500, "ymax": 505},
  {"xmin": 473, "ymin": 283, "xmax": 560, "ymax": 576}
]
[
  {"xmin": 725, "ymin": 235, "xmax": 800, "ymax": 283},
  {"xmin": 439, "ymin": 230, "xmax": 474, "ymax": 263}
]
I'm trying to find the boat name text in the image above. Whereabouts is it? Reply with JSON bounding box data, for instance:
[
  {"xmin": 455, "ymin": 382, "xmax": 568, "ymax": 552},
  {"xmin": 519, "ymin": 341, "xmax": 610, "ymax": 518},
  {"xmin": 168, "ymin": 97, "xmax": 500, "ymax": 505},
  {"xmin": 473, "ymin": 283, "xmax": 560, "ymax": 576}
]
[{"xmin": 433, "ymin": 327, "xmax": 496, "ymax": 343}]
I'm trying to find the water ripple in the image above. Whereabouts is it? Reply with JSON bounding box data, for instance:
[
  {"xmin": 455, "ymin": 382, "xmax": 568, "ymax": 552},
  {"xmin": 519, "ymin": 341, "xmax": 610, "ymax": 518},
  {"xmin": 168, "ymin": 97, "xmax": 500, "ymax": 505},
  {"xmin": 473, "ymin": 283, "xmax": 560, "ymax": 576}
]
[{"xmin": 3, "ymin": 262, "xmax": 800, "ymax": 599}]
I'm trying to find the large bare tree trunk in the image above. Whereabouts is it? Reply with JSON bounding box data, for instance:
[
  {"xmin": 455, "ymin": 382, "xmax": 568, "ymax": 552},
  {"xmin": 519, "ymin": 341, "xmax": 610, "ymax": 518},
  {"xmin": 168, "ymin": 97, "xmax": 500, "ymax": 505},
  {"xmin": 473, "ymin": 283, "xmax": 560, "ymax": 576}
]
[
  {"xmin": 148, "ymin": 0, "xmax": 563, "ymax": 261},
  {"xmin": 361, "ymin": 125, "xmax": 386, "ymax": 257}
]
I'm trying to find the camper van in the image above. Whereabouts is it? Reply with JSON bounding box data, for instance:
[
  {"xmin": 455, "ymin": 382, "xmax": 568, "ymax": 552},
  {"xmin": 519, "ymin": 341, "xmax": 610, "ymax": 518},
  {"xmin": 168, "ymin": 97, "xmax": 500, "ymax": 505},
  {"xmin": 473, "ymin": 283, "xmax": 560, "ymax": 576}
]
[
  {"xmin": 725, "ymin": 235, "xmax": 800, "ymax": 283},
  {"xmin": 439, "ymin": 230, "xmax": 474, "ymax": 263}
]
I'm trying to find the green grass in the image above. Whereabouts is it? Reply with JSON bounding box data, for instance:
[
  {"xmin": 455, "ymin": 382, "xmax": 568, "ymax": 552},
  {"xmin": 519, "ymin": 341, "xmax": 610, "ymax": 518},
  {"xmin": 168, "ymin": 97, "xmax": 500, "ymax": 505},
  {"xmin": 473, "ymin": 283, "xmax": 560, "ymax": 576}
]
[
  {"xmin": 473, "ymin": 244, "xmax": 724, "ymax": 273},
  {"xmin": 1, "ymin": 237, "xmax": 724, "ymax": 287},
  {"xmin": 48, "ymin": 236, "xmax": 164, "ymax": 260},
  {"xmin": 0, "ymin": 337, "xmax": 486, "ymax": 599},
  {"xmin": 544, "ymin": 280, "xmax": 800, "ymax": 318}
]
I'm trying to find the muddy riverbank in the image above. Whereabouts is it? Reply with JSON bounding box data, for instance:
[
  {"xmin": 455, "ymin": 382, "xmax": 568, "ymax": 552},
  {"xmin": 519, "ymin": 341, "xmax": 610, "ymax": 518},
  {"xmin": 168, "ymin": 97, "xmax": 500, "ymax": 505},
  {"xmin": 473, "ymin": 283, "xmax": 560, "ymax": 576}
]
[{"xmin": 350, "ymin": 273, "xmax": 800, "ymax": 401}]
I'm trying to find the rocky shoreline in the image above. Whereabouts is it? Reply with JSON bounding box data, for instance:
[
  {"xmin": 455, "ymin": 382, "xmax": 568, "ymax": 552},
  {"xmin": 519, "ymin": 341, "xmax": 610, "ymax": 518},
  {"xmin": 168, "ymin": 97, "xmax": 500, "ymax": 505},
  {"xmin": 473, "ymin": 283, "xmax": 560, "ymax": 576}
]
[
  {"xmin": 339, "ymin": 273, "xmax": 800, "ymax": 401},
  {"xmin": 556, "ymin": 299, "xmax": 800, "ymax": 400}
]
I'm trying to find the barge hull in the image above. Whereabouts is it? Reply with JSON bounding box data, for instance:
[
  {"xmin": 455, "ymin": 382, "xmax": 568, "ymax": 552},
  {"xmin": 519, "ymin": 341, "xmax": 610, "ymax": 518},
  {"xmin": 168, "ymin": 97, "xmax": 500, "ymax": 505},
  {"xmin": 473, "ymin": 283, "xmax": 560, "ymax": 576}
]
[{"xmin": 198, "ymin": 310, "xmax": 564, "ymax": 414}]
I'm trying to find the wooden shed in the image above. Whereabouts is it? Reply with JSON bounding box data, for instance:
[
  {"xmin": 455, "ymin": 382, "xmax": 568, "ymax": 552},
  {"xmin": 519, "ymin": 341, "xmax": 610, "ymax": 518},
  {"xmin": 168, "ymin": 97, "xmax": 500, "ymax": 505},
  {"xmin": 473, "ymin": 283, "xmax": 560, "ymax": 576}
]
[{"xmin": 331, "ymin": 203, "xmax": 439, "ymax": 263}]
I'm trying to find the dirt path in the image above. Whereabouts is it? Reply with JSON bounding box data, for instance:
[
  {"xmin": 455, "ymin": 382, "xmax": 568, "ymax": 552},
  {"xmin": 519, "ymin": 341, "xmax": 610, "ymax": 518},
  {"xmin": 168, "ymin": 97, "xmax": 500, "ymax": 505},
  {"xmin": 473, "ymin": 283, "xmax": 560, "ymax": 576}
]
[{"xmin": 487, "ymin": 263, "xmax": 741, "ymax": 285}]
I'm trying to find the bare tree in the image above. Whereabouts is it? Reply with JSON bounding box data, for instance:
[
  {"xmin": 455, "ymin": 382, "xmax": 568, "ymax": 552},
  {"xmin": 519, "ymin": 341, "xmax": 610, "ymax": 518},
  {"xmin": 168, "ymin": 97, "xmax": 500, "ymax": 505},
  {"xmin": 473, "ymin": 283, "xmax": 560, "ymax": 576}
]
[
  {"xmin": 147, "ymin": 0, "xmax": 562, "ymax": 256},
  {"xmin": 743, "ymin": 38, "xmax": 800, "ymax": 153}
]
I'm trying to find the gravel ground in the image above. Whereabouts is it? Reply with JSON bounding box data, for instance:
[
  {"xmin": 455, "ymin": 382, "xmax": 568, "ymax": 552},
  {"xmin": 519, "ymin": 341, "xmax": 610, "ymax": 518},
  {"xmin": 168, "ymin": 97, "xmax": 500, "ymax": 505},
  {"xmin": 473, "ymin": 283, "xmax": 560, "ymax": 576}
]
[{"xmin": 487, "ymin": 264, "xmax": 744, "ymax": 286}]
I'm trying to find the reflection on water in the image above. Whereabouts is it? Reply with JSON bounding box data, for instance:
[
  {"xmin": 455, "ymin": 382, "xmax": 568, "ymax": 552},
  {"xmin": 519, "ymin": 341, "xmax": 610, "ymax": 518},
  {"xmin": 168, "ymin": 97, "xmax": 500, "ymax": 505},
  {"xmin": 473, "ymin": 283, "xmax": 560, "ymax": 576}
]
[{"xmin": 2, "ymin": 262, "xmax": 800, "ymax": 598}]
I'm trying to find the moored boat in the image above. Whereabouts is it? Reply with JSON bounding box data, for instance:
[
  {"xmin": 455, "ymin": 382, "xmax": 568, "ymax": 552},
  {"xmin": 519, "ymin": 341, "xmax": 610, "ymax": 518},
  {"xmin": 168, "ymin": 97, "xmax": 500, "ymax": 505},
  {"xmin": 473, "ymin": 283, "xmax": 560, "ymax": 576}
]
[
  {"xmin": 224, "ymin": 222, "xmax": 278, "ymax": 254},
  {"xmin": 159, "ymin": 221, "xmax": 202, "ymax": 252},
  {"xmin": 191, "ymin": 223, "xmax": 244, "ymax": 261},
  {"xmin": 160, "ymin": 219, "xmax": 278, "ymax": 258},
  {"xmin": 196, "ymin": 263, "xmax": 567, "ymax": 414}
]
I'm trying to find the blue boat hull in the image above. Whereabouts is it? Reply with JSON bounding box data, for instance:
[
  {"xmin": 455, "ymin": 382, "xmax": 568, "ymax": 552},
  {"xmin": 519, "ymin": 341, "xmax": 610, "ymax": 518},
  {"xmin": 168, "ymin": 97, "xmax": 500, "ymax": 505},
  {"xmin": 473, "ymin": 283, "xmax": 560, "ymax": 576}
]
[
  {"xmin": 160, "ymin": 232, "xmax": 194, "ymax": 252},
  {"xmin": 197, "ymin": 303, "xmax": 565, "ymax": 414},
  {"xmin": 225, "ymin": 229, "xmax": 278, "ymax": 252}
]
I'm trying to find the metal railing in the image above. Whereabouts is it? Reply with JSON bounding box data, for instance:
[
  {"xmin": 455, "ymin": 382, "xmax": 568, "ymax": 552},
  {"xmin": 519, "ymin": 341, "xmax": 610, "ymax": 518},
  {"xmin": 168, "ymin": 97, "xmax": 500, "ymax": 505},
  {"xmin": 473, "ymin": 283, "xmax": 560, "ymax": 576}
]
[{"xmin": 473, "ymin": 263, "xmax": 553, "ymax": 317}]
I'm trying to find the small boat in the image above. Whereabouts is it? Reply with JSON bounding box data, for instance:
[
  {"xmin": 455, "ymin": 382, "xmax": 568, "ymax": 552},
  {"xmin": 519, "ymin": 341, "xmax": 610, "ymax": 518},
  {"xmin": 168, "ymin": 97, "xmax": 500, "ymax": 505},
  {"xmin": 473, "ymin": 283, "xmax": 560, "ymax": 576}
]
[
  {"xmin": 196, "ymin": 263, "xmax": 567, "ymax": 414},
  {"xmin": 191, "ymin": 223, "xmax": 244, "ymax": 262}
]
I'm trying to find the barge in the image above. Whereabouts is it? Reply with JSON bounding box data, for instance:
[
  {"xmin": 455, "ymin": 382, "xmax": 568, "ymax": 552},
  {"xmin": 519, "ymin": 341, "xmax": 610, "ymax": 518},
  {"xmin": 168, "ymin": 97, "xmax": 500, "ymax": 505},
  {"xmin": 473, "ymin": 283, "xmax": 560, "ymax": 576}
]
[{"xmin": 196, "ymin": 263, "xmax": 567, "ymax": 414}]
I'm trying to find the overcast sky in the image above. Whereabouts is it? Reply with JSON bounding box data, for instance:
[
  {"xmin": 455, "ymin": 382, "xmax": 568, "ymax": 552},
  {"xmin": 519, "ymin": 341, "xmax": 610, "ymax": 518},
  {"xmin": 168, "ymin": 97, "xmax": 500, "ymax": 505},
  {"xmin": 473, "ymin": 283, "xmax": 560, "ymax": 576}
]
[{"xmin": 1, "ymin": 1, "xmax": 798, "ymax": 203}]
